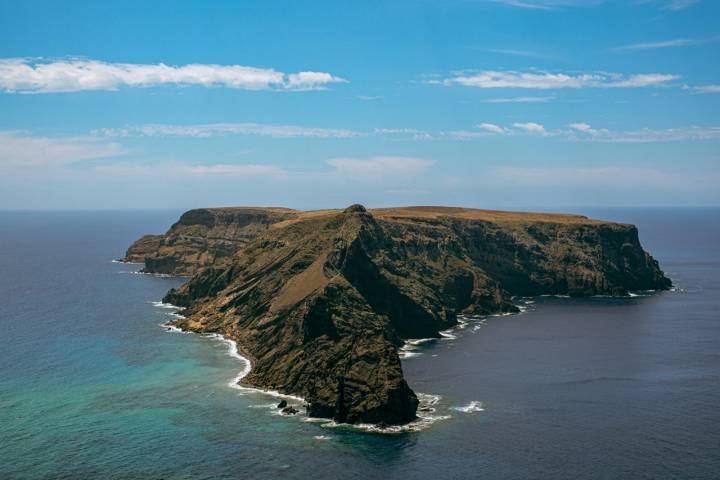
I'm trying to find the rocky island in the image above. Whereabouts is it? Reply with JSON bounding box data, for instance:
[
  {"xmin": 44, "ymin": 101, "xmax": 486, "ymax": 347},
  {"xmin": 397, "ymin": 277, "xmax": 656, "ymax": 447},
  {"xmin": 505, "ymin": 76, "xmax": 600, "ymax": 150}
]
[{"xmin": 125, "ymin": 205, "xmax": 671, "ymax": 426}]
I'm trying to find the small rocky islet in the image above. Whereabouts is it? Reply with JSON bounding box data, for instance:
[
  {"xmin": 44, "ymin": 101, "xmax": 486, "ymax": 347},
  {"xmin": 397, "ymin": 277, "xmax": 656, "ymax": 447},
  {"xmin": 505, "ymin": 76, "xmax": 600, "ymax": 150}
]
[{"xmin": 124, "ymin": 204, "xmax": 671, "ymax": 426}]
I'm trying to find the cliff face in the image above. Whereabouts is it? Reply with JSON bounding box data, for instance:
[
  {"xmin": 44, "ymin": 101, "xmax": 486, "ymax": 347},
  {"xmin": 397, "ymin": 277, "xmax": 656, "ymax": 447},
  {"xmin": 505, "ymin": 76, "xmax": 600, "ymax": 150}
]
[
  {"xmin": 124, "ymin": 207, "xmax": 298, "ymax": 275},
  {"xmin": 144, "ymin": 205, "xmax": 671, "ymax": 425}
]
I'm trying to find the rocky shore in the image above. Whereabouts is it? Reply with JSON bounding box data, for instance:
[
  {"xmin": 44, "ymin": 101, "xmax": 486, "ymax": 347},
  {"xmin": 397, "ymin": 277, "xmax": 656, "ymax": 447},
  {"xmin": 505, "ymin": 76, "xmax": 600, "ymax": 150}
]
[{"xmin": 127, "ymin": 204, "xmax": 671, "ymax": 425}]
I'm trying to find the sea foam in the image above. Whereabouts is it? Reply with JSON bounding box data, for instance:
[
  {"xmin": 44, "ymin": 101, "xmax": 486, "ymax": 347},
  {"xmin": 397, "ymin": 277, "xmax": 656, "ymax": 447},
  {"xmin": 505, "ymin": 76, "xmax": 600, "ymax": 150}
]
[
  {"xmin": 318, "ymin": 392, "xmax": 451, "ymax": 434},
  {"xmin": 399, "ymin": 337, "xmax": 436, "ymax": 359},
  {"xmin": 449, "ymin": 401, "xmax": 485, "ymax": 413},
  {"xmin": 152, "ymin": 301, "xmax": 305, "ymax": 404},
  {"xmin": 152, "ymin": 301, "xmax": 449, "ymax": 432}
]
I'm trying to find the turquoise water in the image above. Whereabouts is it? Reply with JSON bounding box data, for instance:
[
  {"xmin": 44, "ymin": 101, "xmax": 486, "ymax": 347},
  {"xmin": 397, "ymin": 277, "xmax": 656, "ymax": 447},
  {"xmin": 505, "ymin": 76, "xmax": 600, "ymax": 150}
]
[{"xmin": 1, "ymin": 209, "xmax": 719, "ymax": 479}]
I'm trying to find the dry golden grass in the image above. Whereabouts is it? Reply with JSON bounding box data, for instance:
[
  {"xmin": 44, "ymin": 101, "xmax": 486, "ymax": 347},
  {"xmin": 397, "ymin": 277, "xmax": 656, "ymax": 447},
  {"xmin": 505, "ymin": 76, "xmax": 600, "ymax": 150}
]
[
  {"xmin": 202, "ymin": 205, "xmax": 614, "ymax": 227},
  {"xmin": 370, "ymin": 206, "xmax": 607, "ymax": 224}
]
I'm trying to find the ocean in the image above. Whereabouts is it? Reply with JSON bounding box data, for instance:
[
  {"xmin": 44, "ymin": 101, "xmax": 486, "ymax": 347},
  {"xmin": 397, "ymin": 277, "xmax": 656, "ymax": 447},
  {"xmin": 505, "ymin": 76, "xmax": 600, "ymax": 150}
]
[{"xmin": 0, "ymin": 208, "xmax": 718, "ymax": 480}]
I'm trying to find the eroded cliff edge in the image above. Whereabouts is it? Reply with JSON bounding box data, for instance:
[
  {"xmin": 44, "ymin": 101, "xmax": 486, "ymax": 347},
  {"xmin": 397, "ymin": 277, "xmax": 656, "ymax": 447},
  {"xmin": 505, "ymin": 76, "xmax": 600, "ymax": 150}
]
[
  {"xmin": 128, "ymin": 205, "xmax": 671, "ymax": 425},
  {"xmin": 124, "ymin": 207, "xmax": 299, "ymax": 275}
]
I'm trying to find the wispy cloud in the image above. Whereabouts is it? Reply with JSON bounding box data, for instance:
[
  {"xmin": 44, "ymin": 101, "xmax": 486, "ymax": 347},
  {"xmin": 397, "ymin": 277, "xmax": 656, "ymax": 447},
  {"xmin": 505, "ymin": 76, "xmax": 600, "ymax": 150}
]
[
  {"xmin": 447, "ymin": 122, "xmax": 544, "ymax": 139},
  {"xmin": 660, "ymin": 0, "xmax": 699, "ymax": 11},
  {"xmin": 93, "ymin": 120, "xmax": 720, "ymax": 144},
  {"xmin": 99, "ymin": 156, "xmax": 433, "ymax": 181},
  {"xmin": 491, "ymin": 0, "xmax": 699, "ymax": 10},
  {"xmin": 512, "ymin": 122, "xmax": 548, "ymax": 135},
  {"xmin": 482, "ymin": 96, "xmax": 555, "ymax": 103},
  {"xmin": 95, "ymin": 123, "xmax": 442, "ymax": 141},
  {"xmin": 613, "ymin": 35, "xmax": 718, "ymax": 51},
  {"xmin": 448, "ymin": 122, "xmax": 720, "ymax": 142},
  {"xmin": 0, "ymin": 58, "xmax": 346, "ymax": 93},
  {"xmin": 183, "ymin": 164, "xmax": 288, "ymax": 178},
  {"xmin": 93, "ymin": 123, "xmax": 362, "ymax": 139},
  {"xmin": 86, "ymin": 162, "xmax": 290, "ymax": 180},
  {"xmin": 561, "ymin": 122, "xmax": 720, "ymax": 142},
  {"xmin": 477, "ymin": 123, "xmax": 508, "ymax": 134},
  {"xmin": 578, "ymin": 126, "xmax": 720, "ymax": 143},
  {"xmin": 374, "ymin": 128, "xmax": 433, "ymax": 140},
  {"xmin": 613, "ymin": 38, "xmax": 697, "ymax": 51},
  {"xmin": 0, "ymin": 131, "xmax": 124, "ymax": 168},
  {"xmin": 482, "ymin": 48, "xmax": 555, "ymax": 59},
  {"xmin": 567, "ymin": 122, "xmax": 596, "ymax": 133},
  {"xmin": 685, "ymin": 84, "xmax": 720, "ymax": 94},
  {"xmin": 486, "ymin": 166, "xmax": 715, "ymax": 189},
  {"xmin": 326, "ymin": 156, "xmax": 433, "ymax": 176},
  {"xmin": 488, "ymin": 0, "xmax": 605, "ymax": 9},
  {"xmin": 433, "ymin": 70, "xmax": 679, "ymax": 89}
]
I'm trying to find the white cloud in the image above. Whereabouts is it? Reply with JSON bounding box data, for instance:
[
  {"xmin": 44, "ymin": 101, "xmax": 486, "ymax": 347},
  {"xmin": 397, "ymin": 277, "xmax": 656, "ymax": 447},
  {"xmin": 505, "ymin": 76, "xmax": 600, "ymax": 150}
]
[
  {"xmin": 605, "ymin": 73, "xmax": 680, "ymax": 88},
  {"xmin": 285, "ymin": 71, "xmax": 347, "ymax": 91},
  {"xmin": 88, "ymin": 162, "xmax": 290, "ymax": 180},
  {"xmin": 482, "ymin": 96, "xmax": 555, "ymax": 103},
  {"xmin": 512, "ymin": 122, "xmax": 547, "ymax": 134},
  {"xmin": 567, "ymin": 122, "xmax": 610, "ymax": 137},
  {"xmin": 0, "ymin": 131, "xmax": 124, "ymax": 168},
  {"xmin": 375, "ymin": 128, "xmax": 433, "ymax": 140},
  {"xmin": 613, "ymin": 38, "xmax": 698, "ymax": 51},
  {"xmin": 96, "ymin": 123, "xmax": 444, "ymax": 141},
  {"xmin": 97, "ymin": 156, "xmax": 433, "ymax": 181},
  {"xmin": 477, "ymin": 123, "xmax": 508, "ymax": 134},
  {"xmin": 94, "ymin": 123, "xmax": 361, "ymax": 139},
  {"xmin": 441, "ymin": 71, "xmax": 595, "ymax": 89},
  {"xmin": 492, "ymin": 0, "xmax": 698, "ymax": 10},
  {"xmin": 447, "ymin": 130, "xmax": 491, "ymax": 140},
  {"xmin": 483, "ymin": 48, "xmax": 554, "ymax": 59},
  {"xmin": 588, "ymin": 126, "xmax": 720, "ymax": 143},
  {"xmin": 488, "ymin": 0, "xmax": 605, "ymax": 9},
  {"xmin": 450, "ymin": 122, "xmax": 720, "ymax": 142},
  {"xmin": 436, "ymin": 70, "xmax": 679, "ymax": 89},
  {"xmin": 0, "ymin": 58, "xmax": 346, "ymax": 93},
  {"xmin": 486, "ymin": 166, "xmax": 714, "ymax": 189},
  {"xmin": 326, "ymin": 156, "xmax": 433, "ymax": 176},
  {"xmin": 183, "ymin": 164, "xmax": 288, "ymax": 178},
  {"xmin": 567, "ymin": 122, "xmax": 593, "ymax": 132},
  {"xmin": 563, "ymin": 123, "xmax": 720, "ymax": 142},
  {"xmin": 662, "ymin": 0, "xmax": 699, "ymax": 11},
  {"xmin": 687, "ymin": 84, "xmax": 720, "ymax": 94}
]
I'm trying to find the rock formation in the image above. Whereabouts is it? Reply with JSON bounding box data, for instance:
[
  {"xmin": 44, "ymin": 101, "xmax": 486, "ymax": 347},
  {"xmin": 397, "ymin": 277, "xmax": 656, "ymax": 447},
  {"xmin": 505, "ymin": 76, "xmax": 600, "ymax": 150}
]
[
  {"xmin": 127, "ymin": 205, "xmax": 671, "ymax": 425},
  {"xmin": 123, "ymin": 207, "xmax": 298, "ymax": 275}
]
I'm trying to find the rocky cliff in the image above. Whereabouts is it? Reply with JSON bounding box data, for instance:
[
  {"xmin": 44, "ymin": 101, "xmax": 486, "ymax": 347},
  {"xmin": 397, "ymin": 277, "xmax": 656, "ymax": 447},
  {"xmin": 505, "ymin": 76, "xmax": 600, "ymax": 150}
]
[
  {"xmin": 124, "ymin": 207, "xmax": 298, "ymax": 275},
  {"xmin": 129, "ymin": 205, "xmax": 671, "ymax": 426}
]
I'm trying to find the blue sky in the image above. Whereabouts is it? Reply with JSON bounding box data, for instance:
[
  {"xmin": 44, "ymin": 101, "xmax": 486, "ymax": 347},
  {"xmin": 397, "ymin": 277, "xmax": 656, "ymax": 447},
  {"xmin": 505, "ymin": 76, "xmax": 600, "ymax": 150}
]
[{"xmin": 1, "ymin": 0, "xmax": 718, "ymax": 209}]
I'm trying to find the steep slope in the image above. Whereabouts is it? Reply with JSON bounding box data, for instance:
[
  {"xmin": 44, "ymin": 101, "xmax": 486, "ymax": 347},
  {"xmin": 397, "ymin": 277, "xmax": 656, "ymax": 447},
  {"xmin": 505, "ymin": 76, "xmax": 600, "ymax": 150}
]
[{"xmin": 157, "ymin": 205, "xmax": 671, "ymax": 425}]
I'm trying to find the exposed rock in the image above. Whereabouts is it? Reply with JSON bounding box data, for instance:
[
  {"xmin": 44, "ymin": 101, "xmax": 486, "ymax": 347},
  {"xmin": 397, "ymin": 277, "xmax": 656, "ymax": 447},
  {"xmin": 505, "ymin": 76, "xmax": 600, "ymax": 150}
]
[
  {"xmin": 122, "ymin": 234, "xmax": 163, "ymax": 263},
  {"xmin": 277, "ymin": 400, "xmax": 287, "ymax": 409},
  {"xmin": 128, "ymin": 205, "xmax": 670, "ymax": 426},
  {"xmin": 124, "ymin": 207, "xmax": 299, "ymax": 275},
  {"xmin": 281, "ymin": 406, "xmax": 299, "ymax": 415}
]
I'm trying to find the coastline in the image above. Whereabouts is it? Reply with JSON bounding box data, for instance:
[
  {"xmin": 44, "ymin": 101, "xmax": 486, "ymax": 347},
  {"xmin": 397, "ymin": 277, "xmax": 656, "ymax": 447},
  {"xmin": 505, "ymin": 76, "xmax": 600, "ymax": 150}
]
[
  {"xmin": 397, "ymin": 290, "xmax": 669, "ymax": 359},
  {"xmin": 152, "ymin": 290, "xmax": 670, "ymax": 431},
  {"xmin": 152, "ymin": 300, "xmax": 453, "ymax": 433}
]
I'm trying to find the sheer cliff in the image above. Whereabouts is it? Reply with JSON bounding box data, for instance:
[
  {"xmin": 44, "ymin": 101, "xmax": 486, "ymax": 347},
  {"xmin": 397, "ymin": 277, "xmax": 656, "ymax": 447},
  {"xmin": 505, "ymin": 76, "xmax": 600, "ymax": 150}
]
[{"xmin": 124, "ymin": 207, "xmax": 298, "ymax": 275}]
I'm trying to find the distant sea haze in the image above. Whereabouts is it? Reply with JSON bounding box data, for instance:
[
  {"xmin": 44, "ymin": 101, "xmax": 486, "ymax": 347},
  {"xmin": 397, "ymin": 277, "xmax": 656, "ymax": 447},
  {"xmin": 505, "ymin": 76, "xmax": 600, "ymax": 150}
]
[{"xmin": 0, "ymin": 208, "xmax": 718, "ymax": 479}]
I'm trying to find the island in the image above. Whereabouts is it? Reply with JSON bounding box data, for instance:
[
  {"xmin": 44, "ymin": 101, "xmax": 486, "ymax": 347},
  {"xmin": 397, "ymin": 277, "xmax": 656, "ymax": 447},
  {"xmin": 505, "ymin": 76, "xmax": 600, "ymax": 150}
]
[{"xmin": 124, "ymin": 205, "xmax": 671, "ymax": 426}]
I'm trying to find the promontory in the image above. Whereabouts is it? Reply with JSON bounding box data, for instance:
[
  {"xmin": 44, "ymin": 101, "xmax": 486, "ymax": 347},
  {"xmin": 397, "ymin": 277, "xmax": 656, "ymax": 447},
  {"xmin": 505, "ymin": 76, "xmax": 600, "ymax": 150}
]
[{"xmin": 124, "ymin": 205, "xmax": 671, "ymax": 425}]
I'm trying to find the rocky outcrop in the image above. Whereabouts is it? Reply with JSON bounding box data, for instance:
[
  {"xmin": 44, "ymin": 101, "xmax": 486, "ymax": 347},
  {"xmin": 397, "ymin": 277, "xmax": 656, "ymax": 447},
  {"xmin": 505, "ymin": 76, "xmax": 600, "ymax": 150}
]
[
  {"xmin": 123, "ymin": 207, "xmax": 298, "ymax": 275},
  {"xmin": 129, "ymin": 205, "xmax": 671, "ymax": 425}
]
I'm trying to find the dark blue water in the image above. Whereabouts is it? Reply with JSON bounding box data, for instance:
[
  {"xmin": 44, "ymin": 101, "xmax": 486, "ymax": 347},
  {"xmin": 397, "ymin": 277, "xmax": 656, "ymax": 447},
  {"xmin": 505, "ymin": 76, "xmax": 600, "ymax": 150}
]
[{"xmin": 1, "ymin": 208, "xmax": 718, "ymax": 479}]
